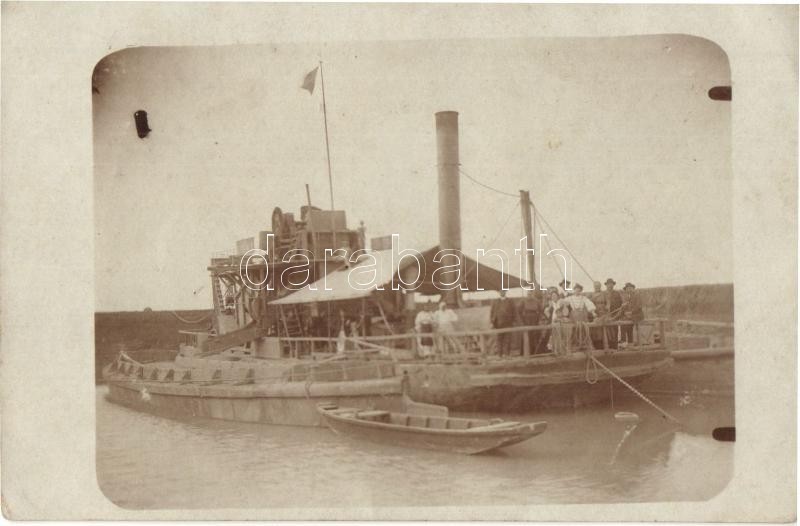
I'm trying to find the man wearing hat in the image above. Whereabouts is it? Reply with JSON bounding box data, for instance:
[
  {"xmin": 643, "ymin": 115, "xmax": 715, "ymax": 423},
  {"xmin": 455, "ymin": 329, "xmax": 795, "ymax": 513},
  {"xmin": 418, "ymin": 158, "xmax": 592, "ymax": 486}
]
[
  {"xmin": 590, "ymin": 281, "xmax": 608, "ymax": 349},
  {"xmin": 519, "ymin": 287, "xmax": 544, "ymax": 355},
  {"xmin": 535, "ymin": 287, "xmax": 561, "ymax": 353},
  {"xmin": 621, "ymin": 282, "xmax": 644, "ymax": 347},
  {"xmin": 490, "ymin": 289, "xmax": 518, "ymax": 357},
  {"xmin": 557, "ymin": 279, "xmax": 571, "ymax": 298},
  {"xmin": 604, "ymin": 278, "xmax": 623, "ymax": 349}
]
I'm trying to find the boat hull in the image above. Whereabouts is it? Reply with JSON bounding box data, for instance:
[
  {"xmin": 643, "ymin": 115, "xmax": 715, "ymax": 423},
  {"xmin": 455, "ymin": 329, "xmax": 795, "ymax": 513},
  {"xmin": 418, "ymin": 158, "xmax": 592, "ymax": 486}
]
[
  {"xmin": 400, "ymin": 349, "xmax": 673, "ymax": 412},
  {"xmin": 318, "ymin": 406, "xmax": 547, "ymax": 454},
  {"xmin": 103, "ymin": 369, "xmax": 406, "ymax": 427}
]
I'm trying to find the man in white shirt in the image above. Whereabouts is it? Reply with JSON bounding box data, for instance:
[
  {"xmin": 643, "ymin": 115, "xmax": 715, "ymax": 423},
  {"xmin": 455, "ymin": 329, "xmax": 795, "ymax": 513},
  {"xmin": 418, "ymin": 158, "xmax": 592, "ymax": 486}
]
[
  {"xmin": 559, "ymin": 283, "xmax": 596, "ymax": 351},
  {"xmin": 560, "ymin": 283, "xmax": 597, "ymax": 321},
  {"xmin": 414, "ymin": 302, "xmax": 435, "ymax": 357},
  {"xmin": 435, "ymin": 301, "xmax": 458, "ymax": 332},
  {"xmin": 434, "ymin": 301, "xmax": 459, "ymax": 353}
]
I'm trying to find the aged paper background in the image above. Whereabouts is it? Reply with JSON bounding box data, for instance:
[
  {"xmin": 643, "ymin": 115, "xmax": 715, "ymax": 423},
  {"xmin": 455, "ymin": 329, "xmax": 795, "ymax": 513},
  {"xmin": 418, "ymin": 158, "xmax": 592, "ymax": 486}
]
[{"xmin": 1, "ymin": 2, "xmax": 797, "ymax": 520}]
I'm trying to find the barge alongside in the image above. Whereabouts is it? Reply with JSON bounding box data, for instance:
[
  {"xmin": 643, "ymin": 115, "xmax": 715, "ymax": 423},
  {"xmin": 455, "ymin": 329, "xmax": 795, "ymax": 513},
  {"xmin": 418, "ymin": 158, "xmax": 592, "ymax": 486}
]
[{"xmin": 102, "ymin": 348, "xmax": 406, "ymax": 427}]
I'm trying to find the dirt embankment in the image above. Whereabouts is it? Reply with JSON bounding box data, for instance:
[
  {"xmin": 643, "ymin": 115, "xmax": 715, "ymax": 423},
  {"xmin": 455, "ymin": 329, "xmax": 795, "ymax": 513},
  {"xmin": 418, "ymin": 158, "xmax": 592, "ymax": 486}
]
[
  {"xmin": 94, "ymin": 283, "xmax": 733, "ymax": 381},
  {"xmin": 638, "ymin": 283, "xmax": 733, "ymax": 322},
  {"xmin": 95, "ymin": 310, "xmax": 211, "ymax": 381}
]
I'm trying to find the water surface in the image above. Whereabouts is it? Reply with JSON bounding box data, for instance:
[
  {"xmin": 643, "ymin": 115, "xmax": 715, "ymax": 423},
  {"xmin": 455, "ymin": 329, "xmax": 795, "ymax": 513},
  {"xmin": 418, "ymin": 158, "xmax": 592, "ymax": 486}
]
[{"xmin": 96, "ymin": 386, "xmax": 733, "ymax": 509}]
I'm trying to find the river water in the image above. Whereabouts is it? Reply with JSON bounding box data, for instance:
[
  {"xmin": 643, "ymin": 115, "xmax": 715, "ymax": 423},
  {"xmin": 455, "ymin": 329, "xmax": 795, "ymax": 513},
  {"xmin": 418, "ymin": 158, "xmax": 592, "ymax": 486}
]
[{"xmin": 96, "ymin": 386, "xmax": 734, "ymax": 509}]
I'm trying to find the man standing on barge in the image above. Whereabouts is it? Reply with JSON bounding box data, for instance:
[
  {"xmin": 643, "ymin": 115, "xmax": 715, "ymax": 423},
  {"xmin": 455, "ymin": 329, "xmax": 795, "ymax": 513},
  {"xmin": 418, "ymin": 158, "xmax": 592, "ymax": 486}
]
[
  {"xmin": 604, "ymin": 278, "xmax": 623, "ymax": 350},
  {"xmin": 519, "ymin": 288, "xmax": 543, "ymax": 355},
  {"xmin": 621, "ymin": 282, "xmax": 644, "ymax": 347},
  {"xmin": 590, "ymin": 281, "xmax": 607, "ymax": 349},
  {"xmin": 561, "ymin": 283, "xmax": 597, "ymax": 350},
  {"xmin": 490, "ymin": 290, "xmax": 517, "ymax": 357}
]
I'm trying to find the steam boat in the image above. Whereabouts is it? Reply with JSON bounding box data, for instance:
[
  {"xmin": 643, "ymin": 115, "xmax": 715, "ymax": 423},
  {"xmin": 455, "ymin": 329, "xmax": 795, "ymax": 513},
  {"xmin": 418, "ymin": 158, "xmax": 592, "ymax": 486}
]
[{"xmin": 102, "ymin": 111, "xmax": 673, "ymax": 424}]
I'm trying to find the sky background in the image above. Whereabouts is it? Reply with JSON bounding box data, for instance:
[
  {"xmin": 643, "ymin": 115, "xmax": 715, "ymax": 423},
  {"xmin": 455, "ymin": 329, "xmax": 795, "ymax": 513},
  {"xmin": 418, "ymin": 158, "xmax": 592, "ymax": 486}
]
[{"xmin": 93, "ymin": 35, "xmax": 732, "ymax": 312}]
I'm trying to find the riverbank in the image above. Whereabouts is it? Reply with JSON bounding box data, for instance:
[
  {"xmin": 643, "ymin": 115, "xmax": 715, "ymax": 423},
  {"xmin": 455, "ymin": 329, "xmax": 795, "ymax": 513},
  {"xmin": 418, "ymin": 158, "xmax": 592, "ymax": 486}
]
[{"xmin": 95, "ymin": 309, "xmax": 210, "ymax": 381}]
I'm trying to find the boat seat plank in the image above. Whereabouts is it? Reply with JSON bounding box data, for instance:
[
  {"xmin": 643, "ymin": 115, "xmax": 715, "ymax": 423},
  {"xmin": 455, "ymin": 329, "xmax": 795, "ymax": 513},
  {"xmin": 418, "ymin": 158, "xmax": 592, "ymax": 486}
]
[
  {"xmin": 427, "ymin": 417, "xmax": 449, "ymax": 429},
  {"xmin": 328, "ymin": 407, "xmax": 359, "ymax": 415},
  {"xmin": 389, "ymin": 414, "xmax": 409, "ymax": 426},
  {"xmin": 446, "ymin": 419, "xmax": 473, "ymax": 430},
  {"xmin": 356, "ymin": 410, "xmax": 390, "ymax": 421},
  {"xmin": 472, "ymin": 421, "xmax": 521, "ymax": 431}
]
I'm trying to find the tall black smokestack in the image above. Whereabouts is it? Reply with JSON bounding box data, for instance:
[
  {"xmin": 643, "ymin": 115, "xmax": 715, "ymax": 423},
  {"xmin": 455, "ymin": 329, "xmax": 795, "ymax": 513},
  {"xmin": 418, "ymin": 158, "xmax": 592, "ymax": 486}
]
[{"xmin": 435, "ymin": 111, "xmax": 462, "ymax": 306}]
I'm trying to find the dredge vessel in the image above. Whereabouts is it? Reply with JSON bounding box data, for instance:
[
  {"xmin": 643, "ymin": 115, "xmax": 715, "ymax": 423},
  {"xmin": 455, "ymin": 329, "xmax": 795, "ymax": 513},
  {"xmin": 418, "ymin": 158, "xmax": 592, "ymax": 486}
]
[{"xmin": 102, "ymin": 111, "xmax": 672, "ymax": 423}]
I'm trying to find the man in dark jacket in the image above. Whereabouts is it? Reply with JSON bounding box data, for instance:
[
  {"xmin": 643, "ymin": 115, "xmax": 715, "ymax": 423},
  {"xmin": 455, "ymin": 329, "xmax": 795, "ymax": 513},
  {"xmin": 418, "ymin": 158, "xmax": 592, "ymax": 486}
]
[
  {"xmin": 621, "ymin": 282, "xmax": 644, "ymax": 346},
  {"xmin": 605, "ymin": 278, "xmax": 623, "ymax": 350},
  {"xmin": 490, "ymin": 290, "xmax": 517, "ymax": 357},
  {"xmin": 519, "ymin": 288, "xmax": 544, "ymax": 355},
  {"xmin": 590, "ymin": 281, "xmax": 607, "ymax": 349}
]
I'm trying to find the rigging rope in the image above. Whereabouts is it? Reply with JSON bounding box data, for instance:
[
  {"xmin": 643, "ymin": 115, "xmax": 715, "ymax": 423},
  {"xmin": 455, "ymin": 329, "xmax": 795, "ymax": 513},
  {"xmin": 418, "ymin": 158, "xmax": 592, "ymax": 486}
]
[
  {"xmin": 170, "ymin": 310, "xmax": 212, "ymax": 324},
  {"xmin": 485, "ymin": 202, "xmax": 521, "ymax": 249},
  {"xmin": 457, "ymin": 166, "xmax": 597, "ymax": 288},
  {"xmin": 540, "ymin": 228, "xmax": 566, "ymax": 280},
  {"xmin": 458, "ymin": 168, "xmax": 518, "ymax": 198},
  {"xmin": 454, "ymin": 166, "xmax": 597, "ymax": 286},
  {"xmin": 531, "ymin": 202, "xmax": 596, "ymax": 284}
]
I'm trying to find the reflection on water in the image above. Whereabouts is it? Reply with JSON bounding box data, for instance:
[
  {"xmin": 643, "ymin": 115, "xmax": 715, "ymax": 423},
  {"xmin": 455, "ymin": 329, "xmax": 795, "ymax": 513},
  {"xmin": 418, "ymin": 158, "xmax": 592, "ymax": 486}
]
[{"xmin": 96, "ymin": 386, "xmax": 733, "ymax": 509}]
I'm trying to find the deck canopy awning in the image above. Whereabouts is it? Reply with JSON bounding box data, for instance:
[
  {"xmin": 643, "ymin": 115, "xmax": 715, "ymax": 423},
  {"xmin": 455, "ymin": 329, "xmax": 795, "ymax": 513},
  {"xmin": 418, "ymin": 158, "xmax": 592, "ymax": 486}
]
[{"xmin": 270, "ymin": 246, "xmax": 526, "ymax": 305}]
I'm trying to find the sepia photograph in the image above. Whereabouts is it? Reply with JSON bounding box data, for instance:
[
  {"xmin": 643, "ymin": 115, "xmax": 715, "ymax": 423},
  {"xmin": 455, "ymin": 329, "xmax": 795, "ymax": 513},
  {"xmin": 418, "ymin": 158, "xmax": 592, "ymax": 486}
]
[
  {"xmin": 93, "ymin": 37, "xmax": 735, "ymax": 508},
  {"xmin": 1, "ymin": 2, "xmax": 796, "ymax": 521}
]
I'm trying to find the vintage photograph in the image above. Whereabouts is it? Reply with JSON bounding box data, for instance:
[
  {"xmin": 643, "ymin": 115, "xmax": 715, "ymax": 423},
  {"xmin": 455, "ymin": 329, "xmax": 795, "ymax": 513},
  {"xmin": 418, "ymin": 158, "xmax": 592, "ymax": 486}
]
[{"xmin": 92, "ymin": 36, "xmax": 735, "ymax": 509}]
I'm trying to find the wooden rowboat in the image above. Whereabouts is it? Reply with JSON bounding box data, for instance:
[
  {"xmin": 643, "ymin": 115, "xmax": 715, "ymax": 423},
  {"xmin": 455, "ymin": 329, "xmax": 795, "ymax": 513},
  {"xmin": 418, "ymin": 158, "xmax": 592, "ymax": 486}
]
[{"xmin": 317, "ymin": 403, "xmax": 547, "ymax": 455}]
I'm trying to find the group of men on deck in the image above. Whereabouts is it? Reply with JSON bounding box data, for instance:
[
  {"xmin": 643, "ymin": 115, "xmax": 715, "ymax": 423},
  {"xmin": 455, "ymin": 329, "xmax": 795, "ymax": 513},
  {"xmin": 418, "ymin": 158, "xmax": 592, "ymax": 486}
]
[{"xmin": 489, "ymin": 279, "xmax": 644, "ymax": 356}]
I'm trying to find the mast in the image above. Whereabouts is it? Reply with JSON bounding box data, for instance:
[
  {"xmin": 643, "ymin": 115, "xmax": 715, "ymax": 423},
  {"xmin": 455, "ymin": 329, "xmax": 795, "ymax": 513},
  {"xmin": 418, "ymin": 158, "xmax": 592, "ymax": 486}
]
[
  {"xmin": 305, "ymin": 183, "xmax": 320, "ymax": 262},
  {"xmin": 319, "ymin": 61, "xmax": 335, "ymax": 210},
  {"xmin": 319, "ymin": 61, "xmax": 337, "ymax": 253},
  {"xmin": 519, "ymin": 190, "xmax": 537, "ymax": 289}
]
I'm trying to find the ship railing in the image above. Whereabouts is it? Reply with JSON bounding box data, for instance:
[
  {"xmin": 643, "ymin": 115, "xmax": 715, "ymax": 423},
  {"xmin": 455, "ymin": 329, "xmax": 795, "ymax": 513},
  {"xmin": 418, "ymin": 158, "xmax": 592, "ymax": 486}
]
[
  {"xmin": 110, "ymin": 353, "xmax": 398, "ymax": 385},
  {"xmin": 276, "ymin": 318, "xmax": 668, "ymax": 362}
]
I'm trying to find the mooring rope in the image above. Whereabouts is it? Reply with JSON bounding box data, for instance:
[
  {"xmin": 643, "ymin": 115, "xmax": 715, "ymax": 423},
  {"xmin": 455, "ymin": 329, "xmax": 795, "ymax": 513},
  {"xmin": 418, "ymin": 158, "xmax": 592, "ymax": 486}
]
[
  {"xmin": 575, "ymin": 321, "xmax": 601, "ymax": 384},
  {"xmin": 585, "ymin": 351, "xmax": 600, "ymax": 384},
  {"xmin": 587, "ymin": 354, "xmax": 680, "ymax": 424},
  {"xmin": 575, "ymin": 321, "xmax": 593, "ymax": 349}
]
